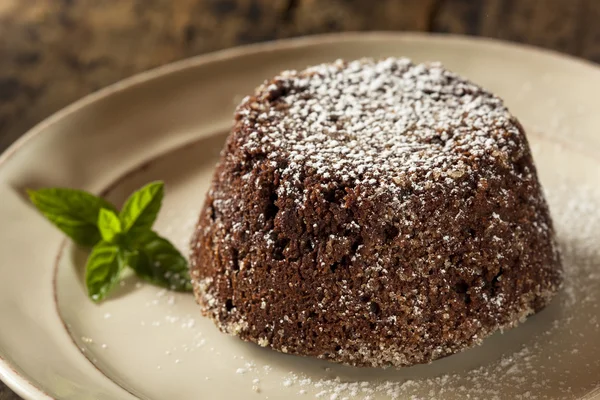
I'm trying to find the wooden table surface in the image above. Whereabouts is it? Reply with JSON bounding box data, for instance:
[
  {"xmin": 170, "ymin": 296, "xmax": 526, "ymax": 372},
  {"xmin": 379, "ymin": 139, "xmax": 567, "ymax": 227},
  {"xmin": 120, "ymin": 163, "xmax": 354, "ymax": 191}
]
[{"xmin": 1, "ymin": 0, "xmax": 599, "ymax": 398}]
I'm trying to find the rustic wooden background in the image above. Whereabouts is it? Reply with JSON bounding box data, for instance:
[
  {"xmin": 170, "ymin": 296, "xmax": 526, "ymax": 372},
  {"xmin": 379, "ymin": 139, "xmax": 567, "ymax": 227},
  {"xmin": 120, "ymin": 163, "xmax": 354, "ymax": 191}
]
[{"xmin": 1, "ymin": 0, "xmax": 599, "ymax": 398}]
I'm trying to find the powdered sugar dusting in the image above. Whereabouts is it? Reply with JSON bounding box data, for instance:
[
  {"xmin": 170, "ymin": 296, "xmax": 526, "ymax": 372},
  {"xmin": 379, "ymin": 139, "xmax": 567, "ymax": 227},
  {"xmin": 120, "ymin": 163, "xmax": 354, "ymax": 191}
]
[{"xmin": 238, "ymin": 58, "xmax": 521, "ymax": 196}]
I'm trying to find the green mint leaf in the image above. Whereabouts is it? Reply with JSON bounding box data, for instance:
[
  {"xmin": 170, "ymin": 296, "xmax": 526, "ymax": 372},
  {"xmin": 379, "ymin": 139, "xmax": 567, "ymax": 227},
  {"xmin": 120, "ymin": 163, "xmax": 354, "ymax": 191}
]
[
  {"xmin": 28, "ymin": 188, "xmax": 117, "ymax": 247},
  {"xmin": 128, "ymin": 231, "xmax": 192, "ymax": 292},
  {"xmin": 85, "ymin": 241, "xmax": 126, "ymax": 302},
  {"xmin": 119, "ymin": 181, "xmax": 164, "ymax": 234},
  {"xmin": 97, "ymin": 208, "xmax": 122, "ymax": 242}
]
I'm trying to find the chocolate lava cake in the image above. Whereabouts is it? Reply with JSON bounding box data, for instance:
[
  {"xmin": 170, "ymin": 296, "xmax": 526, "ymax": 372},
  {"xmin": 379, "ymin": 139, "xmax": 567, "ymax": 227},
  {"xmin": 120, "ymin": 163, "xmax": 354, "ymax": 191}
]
[{"xmin": 190, "ymin": 58, "xmax": 562, "ymax": 367}]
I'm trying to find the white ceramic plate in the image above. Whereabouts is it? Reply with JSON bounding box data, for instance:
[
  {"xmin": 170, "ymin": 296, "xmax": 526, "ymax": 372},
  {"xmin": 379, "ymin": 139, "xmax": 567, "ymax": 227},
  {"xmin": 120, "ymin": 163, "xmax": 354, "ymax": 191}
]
[{"xmin": 0, "ymin": 33, "xmax": 599, "ymax": 400}]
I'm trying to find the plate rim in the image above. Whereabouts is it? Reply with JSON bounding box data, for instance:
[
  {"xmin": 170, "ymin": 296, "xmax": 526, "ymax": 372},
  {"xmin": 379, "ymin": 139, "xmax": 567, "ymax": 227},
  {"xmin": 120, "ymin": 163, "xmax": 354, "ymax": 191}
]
[{"xmin": 2, "ymin": 31, "xmax": 600, "ymax": 400}]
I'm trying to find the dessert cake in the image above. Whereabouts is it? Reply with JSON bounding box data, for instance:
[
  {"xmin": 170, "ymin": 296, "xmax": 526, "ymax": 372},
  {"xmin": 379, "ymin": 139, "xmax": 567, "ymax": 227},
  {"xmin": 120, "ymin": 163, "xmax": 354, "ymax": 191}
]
[{"xmin": 190, "ymin": 58, "xmax": 562, "ymax": 367}]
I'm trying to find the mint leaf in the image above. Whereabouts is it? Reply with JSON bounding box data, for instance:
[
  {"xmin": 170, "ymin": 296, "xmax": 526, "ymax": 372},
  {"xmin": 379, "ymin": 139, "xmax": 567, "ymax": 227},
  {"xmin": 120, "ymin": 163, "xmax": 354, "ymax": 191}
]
[
  {"xmin": 29, "ymin": 181, "xmax": 191, "ymax": 302},
  {"xmin": 128, "ymin": 231, "xmax": 192, "ymax": 292},
  {"xmin": 119, "ymin": 181, "xmax": 163, "ymax": 234},
  {"xmin": 85, "ymin": 241, "xmax": 126, "ymax": 302},
  {"xmin": 28, "ymin": 188, "xmax": 117, "ymax": 247},
  {"xmin": 98, "ymin": 208, "xmax": 122, "ymax": 243}
]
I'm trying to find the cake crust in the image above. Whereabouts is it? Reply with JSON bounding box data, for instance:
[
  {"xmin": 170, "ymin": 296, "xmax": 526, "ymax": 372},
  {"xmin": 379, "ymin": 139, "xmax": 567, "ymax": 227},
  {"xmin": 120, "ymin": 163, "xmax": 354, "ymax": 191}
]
[{"xmin": 190, "ymin": 58, "xmax": 562, "ymax": 367}]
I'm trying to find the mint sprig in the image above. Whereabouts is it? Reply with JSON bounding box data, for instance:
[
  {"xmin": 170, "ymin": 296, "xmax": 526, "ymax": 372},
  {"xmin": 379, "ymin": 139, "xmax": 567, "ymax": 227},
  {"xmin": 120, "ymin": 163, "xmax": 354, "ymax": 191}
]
[{"xmin": 28, "ymin": 181, "xmax": 192, "ymax": 302}]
